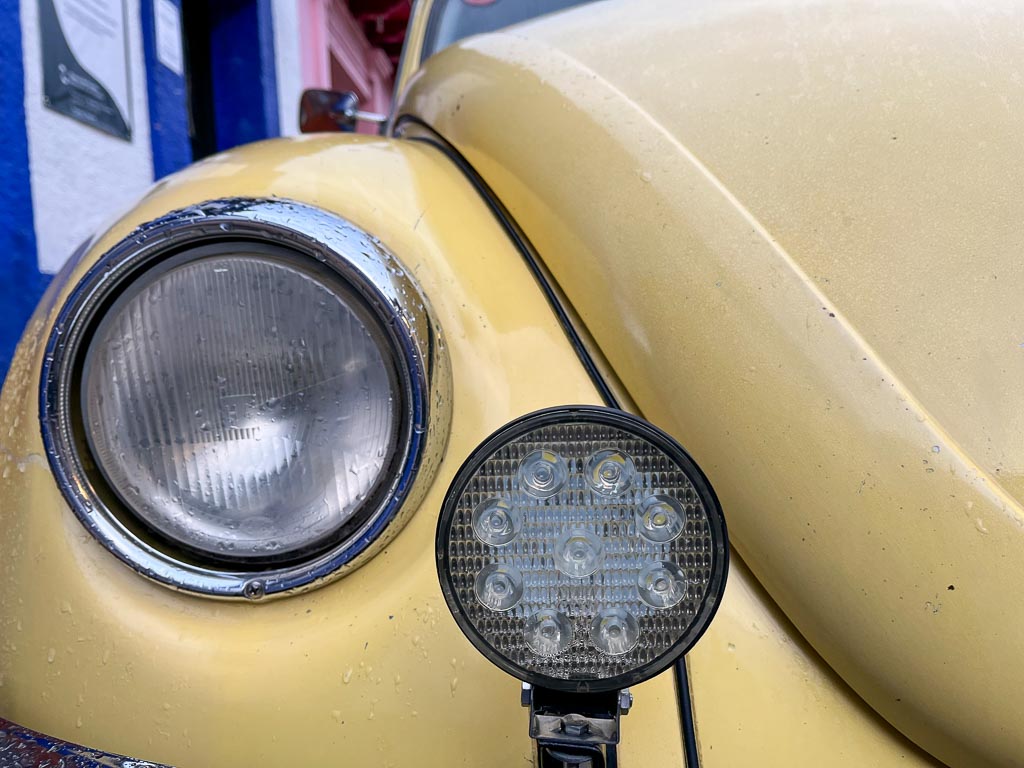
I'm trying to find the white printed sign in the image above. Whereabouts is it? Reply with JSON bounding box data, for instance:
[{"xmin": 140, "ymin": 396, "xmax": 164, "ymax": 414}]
[{"xmin": 155, "ymin": 0, "xmax": 184, "ymax": 77}]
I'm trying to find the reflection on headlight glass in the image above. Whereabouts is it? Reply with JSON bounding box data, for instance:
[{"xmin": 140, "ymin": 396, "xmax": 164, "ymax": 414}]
[{"xmin": 82, "ymin": 250, "xmax": 398, "ymax": 562}]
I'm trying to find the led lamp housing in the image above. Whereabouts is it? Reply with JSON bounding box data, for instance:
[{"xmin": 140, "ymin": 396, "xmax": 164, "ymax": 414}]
[{"xmin": 436, "ymin": 406, "xmax": 728, "ymax": 693}]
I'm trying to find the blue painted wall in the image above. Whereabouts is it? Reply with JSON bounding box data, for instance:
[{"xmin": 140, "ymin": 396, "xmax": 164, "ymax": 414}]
[
  {"xmin": 0, "ymin": 0, "xmax": 49, "ymax": 376},
  {"xmin": 140, "ymin": 0, "xmax": 192, "ymax": 179},
  {"xmin": 0, "ymin": 0, "xmax": 283, "ymax": 381},
  {"xmin": 208, "ymin": 0, "xmax": 279, "ymax": 151}
]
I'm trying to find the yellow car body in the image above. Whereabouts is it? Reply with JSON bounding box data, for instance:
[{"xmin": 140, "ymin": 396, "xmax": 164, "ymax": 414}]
[{"xmin": 1, "ymin": 0, "xmax": 1018, "ymax": 766}]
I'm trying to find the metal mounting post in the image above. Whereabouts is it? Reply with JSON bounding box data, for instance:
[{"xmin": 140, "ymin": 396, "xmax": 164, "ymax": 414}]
[{"xmin": 522, "ymin": 683, "xmax": 632, "ymax": 768}]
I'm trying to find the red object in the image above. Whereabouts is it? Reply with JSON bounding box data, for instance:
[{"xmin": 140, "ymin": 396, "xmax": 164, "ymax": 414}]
[{"xmin": 348, "ymin": 0, "xmax": 410, "ymax": 65}]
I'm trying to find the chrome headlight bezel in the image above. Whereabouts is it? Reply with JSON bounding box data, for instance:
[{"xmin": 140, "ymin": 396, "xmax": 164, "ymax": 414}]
[{"xmin": 40, "ymin": 198, "xmax": 451, "ymax": 599}]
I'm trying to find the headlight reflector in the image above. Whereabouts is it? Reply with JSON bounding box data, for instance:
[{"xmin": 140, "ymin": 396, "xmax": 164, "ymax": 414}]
[
  {"xmin": 82, "ymin": 246, "xmax": 398, "ymax": 563},
  {"xmin": 436, "ymin": 406, "xmax": 727, "ymax": 692}
]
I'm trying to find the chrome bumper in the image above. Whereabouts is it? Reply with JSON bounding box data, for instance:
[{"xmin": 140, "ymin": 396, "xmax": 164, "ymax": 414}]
[{"xmin": 0, "ymin": 718, "xmax": 171, "ymax": 768}]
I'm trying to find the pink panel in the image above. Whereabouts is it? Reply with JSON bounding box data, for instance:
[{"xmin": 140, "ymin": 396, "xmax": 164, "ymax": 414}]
[
  {"xmin": 299, "ymin": 0, "xmax": 331, "ymax": 89},
  {"xmin": 298, "ymin": 0, "xmax": 396, "ymax": 126}
]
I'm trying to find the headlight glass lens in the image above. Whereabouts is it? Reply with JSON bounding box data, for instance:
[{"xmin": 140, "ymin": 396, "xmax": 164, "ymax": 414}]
[
  {"xmin": 82, "ymin": 247, "xmax": 399, "ymax": 562},
  {"xmin": 437, "ymin": 408, "xmax": 728, "ymax": 692}
]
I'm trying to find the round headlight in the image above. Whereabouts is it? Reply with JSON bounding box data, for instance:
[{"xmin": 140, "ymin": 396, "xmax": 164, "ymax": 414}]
[
  {"xmin": 41, "ymin": 199, "xmax": 451, "ymax": 598},
  {"xmin": 82, "ymin": 245, "xmax": 398, "ymax": 563},
  {"xmin": 436, "ymin": 406, "xmax": 728, "ymax": 693}
]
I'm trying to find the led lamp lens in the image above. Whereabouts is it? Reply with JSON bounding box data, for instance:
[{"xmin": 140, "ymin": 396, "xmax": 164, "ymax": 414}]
[
  {"xmin": 554, "ymin": 528, "xmax": 604, "ymax": 578},
  {"xmin": 591, "ymin": 608, "xmax": 641, "ymax": 656},
  {"xmin": 475, "ymin": 563, "xmax": 525, "ymax": 611},
  {"xmin": 636, "ymin": 494, "xmax": 686, "ymax": 544},
  {"xmin": 525, "ymin": 609, "xmax": 574, "ymax": 657},
  {"xmin": 518, "ymin": 449, "xmax": 568, "ymax": 498},
  {"xmin": 437, "ymin": 406, "xmax": 728, "ymax": 692},
  {"xmin": 637, "ymin": 561, "xmax": 688, "ymax": 609},
  {"xmin": 585, "ymin": 449, "xmax": 634, "ymax": 495},
  {"xmin": 472, "ymin": 497, "xmax": 521, "ymax": 546}
]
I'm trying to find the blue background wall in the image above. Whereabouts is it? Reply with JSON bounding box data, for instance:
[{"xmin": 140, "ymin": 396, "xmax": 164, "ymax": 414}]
[
  {"xmin": 0, "ymin": 0, "xmax": 49, "ymax": 376},
  {"xmin": 140, "ymin": 0, "xmax": 192, "ymax": 179},
  {"xmin": 0, "ymin": 0, "xmax": 282, "ymax": 381},
  {"xmin": 208, "ymin": 0, "xmax": 279, "ymax": 151}
]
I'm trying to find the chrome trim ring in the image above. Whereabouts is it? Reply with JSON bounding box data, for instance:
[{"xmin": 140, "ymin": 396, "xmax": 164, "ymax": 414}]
[{"xmin": 40, "ymin": 198, "xmax": 452, "ymax": 599}]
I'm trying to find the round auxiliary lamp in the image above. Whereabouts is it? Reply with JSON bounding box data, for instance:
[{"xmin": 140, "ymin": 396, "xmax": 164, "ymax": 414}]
[{"xmin": 435, "ymin": 406, "xmax": 728, "ymax": 765}]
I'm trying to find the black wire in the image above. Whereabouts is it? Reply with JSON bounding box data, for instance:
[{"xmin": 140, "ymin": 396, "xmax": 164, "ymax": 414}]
[
  {"xmin": 395, "ymin": 114, "xmax": 701, "ymax": 767},
  {"xmin": 674, "ymin": 660, "xmax": 701, "ymax": 768},
  {"xmin": 395, "ymin": 116, "xmax": 620, "ymax": 410}
]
